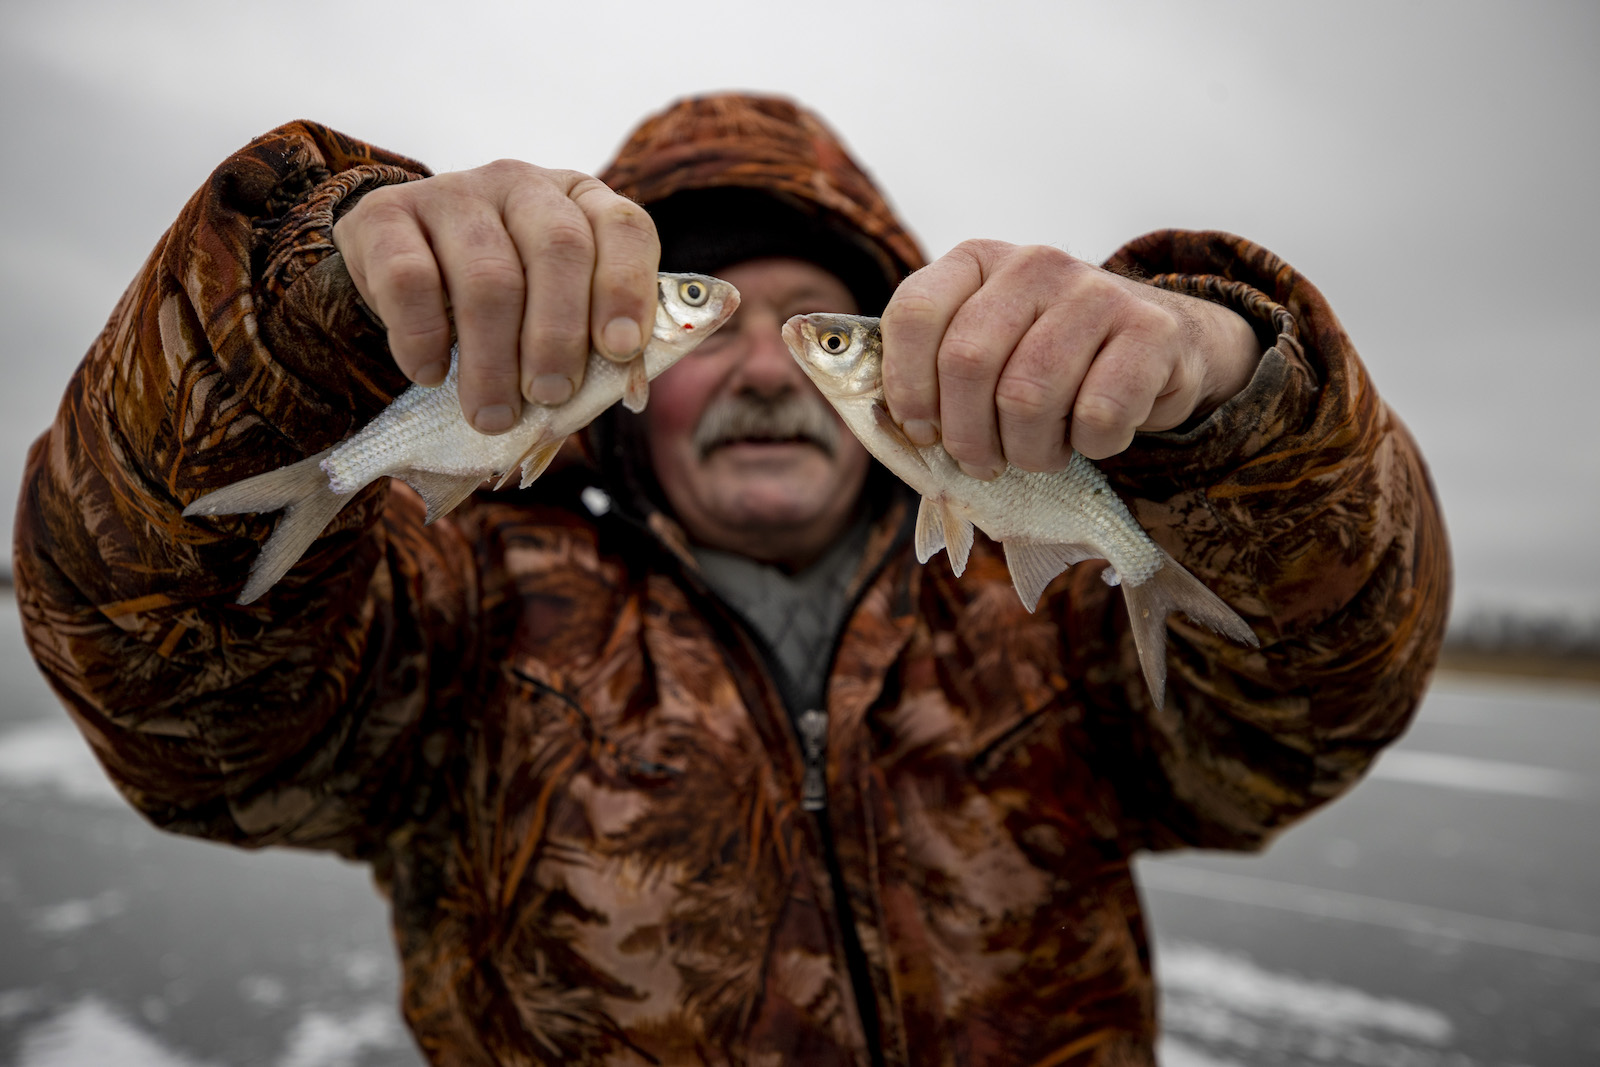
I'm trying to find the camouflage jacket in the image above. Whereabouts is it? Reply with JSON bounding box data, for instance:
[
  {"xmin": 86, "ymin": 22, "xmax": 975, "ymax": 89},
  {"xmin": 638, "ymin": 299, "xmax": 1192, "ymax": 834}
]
[{"xmin": 13, "ymin": 118, "xmax": 1449, "ymax": 1066}]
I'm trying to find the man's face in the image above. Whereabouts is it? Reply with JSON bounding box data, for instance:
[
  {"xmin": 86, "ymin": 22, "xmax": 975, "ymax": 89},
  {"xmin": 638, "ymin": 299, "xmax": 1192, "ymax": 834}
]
[{"xmin": 645, "ymin": 257, "xmax": 871, "ymax": 570}]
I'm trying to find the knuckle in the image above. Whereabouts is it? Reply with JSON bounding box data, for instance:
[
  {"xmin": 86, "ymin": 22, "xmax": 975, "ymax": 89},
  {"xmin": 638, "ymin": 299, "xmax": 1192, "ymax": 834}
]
[
  {"xmin": 526, "ymin": 319, "xmax": 589, "ymax": 357},
  {"xmin": 595, "ymin": 194, "xmax": 653, "ymax": 231},
  {"xmin": 479, "ymin": 157, "xmax": 536, "ymax": 183},
  {"xmin": 882, "ymin": 289, "xmax": 941, "ymax": 336},
  {"xmin": 1129, "ymin": 308, "xmax": 1184, "ymax": 357},
  {"xmin": 375, "ymin": 251, "xmax": 440, "ymax": 298},
  {"xmin": 1073, "ymin": 390, "xmax": 1136, "ymax": 437},
  {"xmin": 936, "ymin": 335, "xmax": 993, "ymax": 382},
  {"xmin": 457, "ymin": 256, "xmax": 526, "ymax": 304},
  {"xmin": 485, "ymin": 360, "xmax": 524, "ymax": 390},
  {"xmin": 389, "ymin": 315, "xmax": 451, "ymax": 346},
  {"xmin": 593, "ymin": 273, "xmax": 653, "ymax": 316},
  {"xmin": 1013, "ymin": 242, "xmax": 1067, "ymax": 271},
  {"xmin": 348, "ymin": 188, "xmax": 411, "ymax": 225},
  {"xmin": 565, "ymin": 172, "xmax": 612, "ymax": 198},
  {"xmin": 950, "ymin": 237, "xmax": 1007, "ymax": 264},
  {"xmin": 534, "ymin": 217, "xmax": 597, "ymax": 264},
  {"xmin": 993, "ymin": 376, "xmax": 1055, "ymax": 423},
  {"xmin": 940, "ymin": 431, "xmax": 992, "ymax": 469}
]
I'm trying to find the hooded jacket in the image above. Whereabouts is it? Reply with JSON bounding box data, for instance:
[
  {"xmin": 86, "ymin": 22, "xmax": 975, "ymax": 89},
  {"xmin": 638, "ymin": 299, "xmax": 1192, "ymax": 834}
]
[{"xmin": 13, "ymin": 95, "xmax": 1450, "ymax": 1065}]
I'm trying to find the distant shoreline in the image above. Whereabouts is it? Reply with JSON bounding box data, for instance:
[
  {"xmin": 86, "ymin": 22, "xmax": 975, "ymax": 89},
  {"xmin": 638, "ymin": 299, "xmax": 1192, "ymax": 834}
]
[{"xmin": 1435, "ymin": 648, "xmax": 1600, "ymax": 686}]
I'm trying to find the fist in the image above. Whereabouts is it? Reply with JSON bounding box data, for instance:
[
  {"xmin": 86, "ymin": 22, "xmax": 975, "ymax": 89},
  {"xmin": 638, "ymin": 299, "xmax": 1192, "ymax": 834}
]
[
  {"xmin": 332, "ymin": 160, "xmax": 661, "ymax": 433},
  {"xmin": 879, "ymin": 239, "xmax": 1260, "ymax": 476}
]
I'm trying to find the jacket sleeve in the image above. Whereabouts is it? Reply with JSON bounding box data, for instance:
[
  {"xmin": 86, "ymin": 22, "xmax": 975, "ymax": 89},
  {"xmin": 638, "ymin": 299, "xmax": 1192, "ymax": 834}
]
[
  {"xmin": 12, "ymin": 122, "xmax": 488, "ymax": 858},
  {"xmin": 1061, "ymin": 230, "xmax": 1451, "ymax": 852}
]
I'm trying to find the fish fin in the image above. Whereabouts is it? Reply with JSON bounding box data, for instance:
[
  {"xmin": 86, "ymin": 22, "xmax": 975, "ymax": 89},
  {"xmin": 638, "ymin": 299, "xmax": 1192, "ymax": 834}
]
[
  {"xmin": 517, "ymin": 439, "xmax": 564, "ymax": 489},
  {"xmin": 871, "ymin": 402, "xmax": 933, "ymax": 473},
  {"xmin": 181, "ymin": 449, "xmax": 352, "ymax": 604},
  {"xmin": 941, "ymin": 503, "xmax": 974, "ymax": 576},
  {"xmin": 1004, "ymin": 540, "xmax": 1098, "ymax": 613},
  {"xmin": 914, "ymin": 496, "xmax": 945, "ymax": 564},
  {"xmin": 491, "ymin": 432, "xmax": 563, "ymax": 492},
  {"xmin": 402, "ymin": 471, "xmax": 483, "ymax": 524},
  {"xmin": 914, "ymin": 495, "xmax": 974, "ymax": 572},
  {"xmin": 622, "ymin": 358, "xmax": 649, "ymax": 414},
  {"xmin": 237, "ymin": 486, "xmax": 352, "ymax": 604},
  {"xmin": 182, "ymin": 449, "xmax": 334, "ymax": 518},
  {"xmin": 1120, "ymin": 547, "xmax": 1259, "ymax": 709}
]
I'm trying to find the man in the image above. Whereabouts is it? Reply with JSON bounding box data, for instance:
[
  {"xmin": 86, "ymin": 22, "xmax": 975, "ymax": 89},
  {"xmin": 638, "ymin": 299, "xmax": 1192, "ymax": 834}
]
[{"xmin": 14, "ymin": 93, "xmax": 1449, "ymax": 1065}]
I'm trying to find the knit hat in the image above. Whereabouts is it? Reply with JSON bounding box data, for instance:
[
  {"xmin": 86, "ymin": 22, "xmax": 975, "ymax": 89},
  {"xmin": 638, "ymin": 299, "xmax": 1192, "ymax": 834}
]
[{"xmin": 598, "ymin": 93, "xmax": 926, "ymax": 313}]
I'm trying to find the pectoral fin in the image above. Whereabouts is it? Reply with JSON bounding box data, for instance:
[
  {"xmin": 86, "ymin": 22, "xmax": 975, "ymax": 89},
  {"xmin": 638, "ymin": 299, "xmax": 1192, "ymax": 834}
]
[
  {"xmin": 1004, "ymin": 540, "xmax": 1099, "ymax": 612},
  {"xmin": 871, "ymin": 402, "xmax": 934, "ymax": 474},
  {"xmin": 622, "ymin": 358, "xmax": 650, "ymax": 413}
]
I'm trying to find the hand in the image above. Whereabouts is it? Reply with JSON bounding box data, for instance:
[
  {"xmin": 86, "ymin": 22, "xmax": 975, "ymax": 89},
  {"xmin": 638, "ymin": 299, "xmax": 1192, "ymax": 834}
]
[
  {"xmin": 879, "ymin": 239, "xmax": 1261, "ymax": 477},
  {"xmin": 332, "ymin": 160, "xmax": 661, "ymax": 433}
]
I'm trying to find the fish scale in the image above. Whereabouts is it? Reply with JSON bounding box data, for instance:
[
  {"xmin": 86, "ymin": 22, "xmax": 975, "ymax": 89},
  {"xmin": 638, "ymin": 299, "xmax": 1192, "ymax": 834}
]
[
  {"xmin": 929, "ymin": 449, "xmax": 1164, "ymax": 587},
  {"xmin": 322, "ymin": 343, "xmax": 639, "ymax": 492}
]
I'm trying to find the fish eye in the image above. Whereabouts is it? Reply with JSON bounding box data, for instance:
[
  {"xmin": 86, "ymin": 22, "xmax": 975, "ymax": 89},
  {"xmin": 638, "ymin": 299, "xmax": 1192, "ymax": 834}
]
[
  {"xmin": 678, "ymin": 279, "xmax": 709, "ymax": 307},
  {"xmin": 818, "ymin": 328, "xmax": 851, "ymax": 355}
]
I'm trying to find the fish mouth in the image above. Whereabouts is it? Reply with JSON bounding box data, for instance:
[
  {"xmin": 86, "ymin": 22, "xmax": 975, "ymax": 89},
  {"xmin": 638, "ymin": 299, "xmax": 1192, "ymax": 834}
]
[
  {"xmin": 780, "ymin": 319, "xmax": 806, "ymax": 360},
  {"xmin": 711, "ymin": 286, "xmax": 741, "ymax": 330}
]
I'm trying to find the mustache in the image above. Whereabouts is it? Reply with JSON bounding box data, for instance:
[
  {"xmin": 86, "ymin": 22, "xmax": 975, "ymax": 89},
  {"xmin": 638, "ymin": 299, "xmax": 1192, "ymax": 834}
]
[{"xmin": 691, "ymin": 391, "xmax": 841, "ymax": 459}]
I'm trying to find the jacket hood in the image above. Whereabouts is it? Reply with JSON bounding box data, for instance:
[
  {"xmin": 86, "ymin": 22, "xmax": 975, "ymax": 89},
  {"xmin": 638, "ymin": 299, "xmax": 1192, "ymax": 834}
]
[
  {"xmin": 598, "ymin": 92, "xmax": 926, "ymax": 293},
  {"xmin": 585, "ymin": 93, "xmax": 924, "ymax": 539}
]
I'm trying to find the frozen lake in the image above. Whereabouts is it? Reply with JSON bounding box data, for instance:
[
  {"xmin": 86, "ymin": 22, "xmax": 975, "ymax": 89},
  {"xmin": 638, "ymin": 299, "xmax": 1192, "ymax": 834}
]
[{"xmin": 1, "ymin": 591, "xmax": 1596, "ymax": 1066}]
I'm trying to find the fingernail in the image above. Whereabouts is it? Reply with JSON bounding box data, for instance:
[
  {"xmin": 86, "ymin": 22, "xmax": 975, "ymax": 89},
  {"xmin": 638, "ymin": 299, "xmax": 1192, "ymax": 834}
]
[
  {"xmin": 528, "ymin": 373, "xmax": 574, "ymax": 406},
  {"xmin": 959, "ymin": 461, "xmax": 1004, "ymax": 482},
  {"xmin": 414, "ymin": 360, "xmax": 447, "ymax": 386},
  {"xmin": 473, "ymin": 404, "xmax": 515, "ymax": 434},
  {"xmin": 602, "ymin": 317, "xmax": 642, "ymax": 359},
  {"xmin": 903, "ymin": 419, "xmax": 940, "ymax": 447}
]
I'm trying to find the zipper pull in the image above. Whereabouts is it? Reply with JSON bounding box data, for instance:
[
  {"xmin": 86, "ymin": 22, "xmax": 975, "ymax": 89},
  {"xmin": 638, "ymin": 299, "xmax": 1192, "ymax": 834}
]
[{"xmin": 796, "ymin": 708, "xmax": 828, "ymax": 812}]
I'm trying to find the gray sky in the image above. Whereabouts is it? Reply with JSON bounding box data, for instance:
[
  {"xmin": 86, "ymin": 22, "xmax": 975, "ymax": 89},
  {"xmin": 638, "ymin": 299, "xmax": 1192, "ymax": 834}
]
[{"xmin": 3, "ymin": 0, "xmax": 1596, "ymax": 619}]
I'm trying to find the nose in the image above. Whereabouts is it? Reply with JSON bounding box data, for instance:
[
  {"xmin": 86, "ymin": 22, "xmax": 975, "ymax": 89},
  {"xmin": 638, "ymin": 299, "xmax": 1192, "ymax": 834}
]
[{"xmin": 729, "ymin": 316, "xmax": 808, "ymax": 397}]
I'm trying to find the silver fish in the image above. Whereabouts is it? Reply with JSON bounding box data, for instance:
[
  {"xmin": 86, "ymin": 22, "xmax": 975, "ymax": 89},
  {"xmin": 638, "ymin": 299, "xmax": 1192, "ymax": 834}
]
[
  {"xmin": 187, "ymin": 272, "xmax": 739, "ymax": 604},
  {"xmin": 783, "ymin": 312, "xmax": 1258, "ymax": 707}
]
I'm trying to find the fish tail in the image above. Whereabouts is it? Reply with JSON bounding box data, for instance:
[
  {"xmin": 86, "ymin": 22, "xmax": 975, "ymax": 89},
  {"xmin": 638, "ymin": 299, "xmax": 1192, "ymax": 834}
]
[
  {"xmin": 182, "ymin": 449, "xmax": 352, "ymax": 604},
  {"xmin": 1120, "ymin": 546, "xmax": 1259, "ymax": 708}
]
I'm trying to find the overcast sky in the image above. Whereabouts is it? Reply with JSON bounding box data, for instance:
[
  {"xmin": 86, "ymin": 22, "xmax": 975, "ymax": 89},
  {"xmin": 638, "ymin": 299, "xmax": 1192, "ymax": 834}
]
[{"xmin": 2, "ymin": 0, "xmax": 1595, "ymax": 619}]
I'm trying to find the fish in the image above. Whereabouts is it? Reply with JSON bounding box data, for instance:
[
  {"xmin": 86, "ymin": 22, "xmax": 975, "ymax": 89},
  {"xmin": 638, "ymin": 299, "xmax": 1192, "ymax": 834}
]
[
  {"xmin": 186, "ymin": 272, "xmax": 740, "ymax": 604},
  {"xmin": 782, "ymin": 312, "xmax": 1258, "ymax": 707}
]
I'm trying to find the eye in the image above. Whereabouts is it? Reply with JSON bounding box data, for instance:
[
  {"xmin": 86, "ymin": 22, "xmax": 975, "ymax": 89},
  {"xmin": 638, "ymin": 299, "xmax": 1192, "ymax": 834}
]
[
  {"xmin": 678, "ymin": 279, "xmax": 709, "ymax": 307},
  {"xmin": 818, "ymin": 328, "xmax": 851, "ymax": 354}
]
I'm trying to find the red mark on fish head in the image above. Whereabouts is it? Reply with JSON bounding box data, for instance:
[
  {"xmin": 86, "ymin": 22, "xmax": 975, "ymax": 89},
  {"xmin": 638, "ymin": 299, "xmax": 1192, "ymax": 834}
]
[{"xmin": 682, "ymin": 323, "xmax": 694, "ymax": 330}]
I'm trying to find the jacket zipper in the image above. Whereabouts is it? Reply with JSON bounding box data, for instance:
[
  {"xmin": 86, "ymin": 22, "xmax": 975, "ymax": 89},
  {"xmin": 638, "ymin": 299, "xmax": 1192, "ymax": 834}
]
[
  {"xmin": 796, "ymin": 707, "xmax": 829, "ymax": 812},
  {"xmin": 599, "ymin": 488, "xmax": 913, "ymax": 1067}
]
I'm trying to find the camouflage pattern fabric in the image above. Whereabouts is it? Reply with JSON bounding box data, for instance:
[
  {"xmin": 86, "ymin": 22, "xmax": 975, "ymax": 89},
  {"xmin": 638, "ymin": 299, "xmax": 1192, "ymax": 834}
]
[{"xmin": 13, "ymin": 95, "xmax": 1449, "ymax": 1065}]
